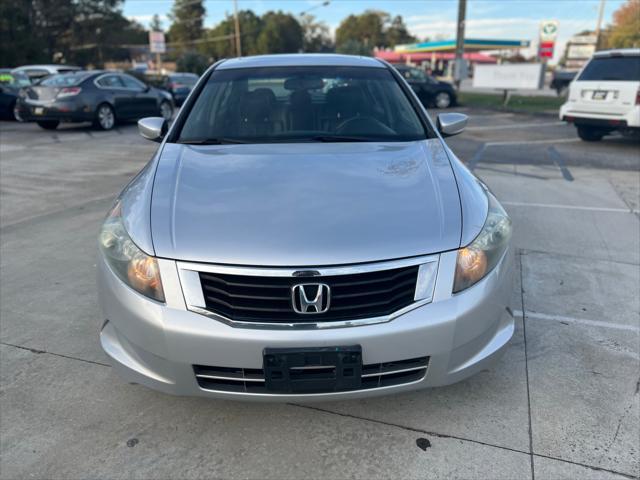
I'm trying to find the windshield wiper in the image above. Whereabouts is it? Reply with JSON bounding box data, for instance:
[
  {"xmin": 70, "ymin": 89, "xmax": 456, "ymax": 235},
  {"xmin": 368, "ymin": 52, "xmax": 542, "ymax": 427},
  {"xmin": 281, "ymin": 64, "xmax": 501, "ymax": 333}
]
[
  {"xmin": 308, "ymin": 135, "xmax": 375, "ymax": 143},
  {"xmin": 177, "ymin": 137, "xmax": 249, "ymax": 145}
]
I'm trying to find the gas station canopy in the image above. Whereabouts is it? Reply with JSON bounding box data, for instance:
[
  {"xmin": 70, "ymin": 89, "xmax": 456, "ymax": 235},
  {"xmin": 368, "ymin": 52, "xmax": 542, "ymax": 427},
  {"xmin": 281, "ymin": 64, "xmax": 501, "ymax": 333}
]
[{"xmin": 394, "ymin": 38, "xmax": 530, "ymax": 53}]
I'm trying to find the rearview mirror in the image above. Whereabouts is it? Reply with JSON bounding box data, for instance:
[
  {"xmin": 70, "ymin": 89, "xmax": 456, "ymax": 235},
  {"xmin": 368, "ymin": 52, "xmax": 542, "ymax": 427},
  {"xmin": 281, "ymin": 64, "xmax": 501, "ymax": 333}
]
[
  {"xmin": 138, "ymin": 117, "xmax": 166, "ymax": 142},
  {"xmin": 436, "ymin": 113, "xmax": 468, "ymax": 137}
]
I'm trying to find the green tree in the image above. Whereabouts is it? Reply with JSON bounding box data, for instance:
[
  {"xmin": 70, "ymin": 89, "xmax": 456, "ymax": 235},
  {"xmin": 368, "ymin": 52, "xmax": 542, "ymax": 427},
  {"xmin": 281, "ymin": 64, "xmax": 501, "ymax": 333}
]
[
  {"xmin": 335, "ymin": 10, "xmax": 415, "ymax": 54},
  {"xmin": 150, "ymin": 14, "xmax": 163, "ymax": 32},
  {"xmin": 0, "ymin": 0, "xmax": 48, "ymax": 66},
  {"xmin": 176, "ymin": 51, "xmax": 209, "ymax": 74},
  {"xmin": 256, "ymin": 11, "xmax": 303, "ymax": 54},
  {"xmin": 336, "ymin": 11, "xmax": 385, "ymax": 52},
  {"xmin": 167, "ymin": 0, "xmax": 205, "ymax": 52},
  {"xmin": 385, "ymin": 15, "xmax": 416, "ymax": 47},
  {"xmin": 336, "ymin": 39, "xmax": 371, "ymax": 56},
  {"xmin": 0, "ymin": 0, "xmax": 144, "ymax": 67},
  {"xmin": 204, "ymin": 10, "xmax": 263, "ymax": 58},
  {"xmin": 606, "ymin": 0, "xmax": 640, "ymax": 48},
  {"xmin": 300, "ymin": 14, "xmax": 333, "ymax": 53},
  {"xmin": 68, "ymin": 1, "xmax": 147, "ymax": 67}
]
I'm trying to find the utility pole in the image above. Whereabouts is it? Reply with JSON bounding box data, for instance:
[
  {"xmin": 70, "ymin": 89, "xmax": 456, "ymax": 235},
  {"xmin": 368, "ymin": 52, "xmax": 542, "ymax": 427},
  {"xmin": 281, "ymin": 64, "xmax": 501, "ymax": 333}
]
[
  {"xmin": 453, "ymin": 0, "xmax": 467, "ymax": 90},
  {"xmin": 594, "ymin": 0, "xmax": 606, "ymax": 50},
  {"xmin": 233, "ymin": 0, "xmax": 242, "ymax": 57}
]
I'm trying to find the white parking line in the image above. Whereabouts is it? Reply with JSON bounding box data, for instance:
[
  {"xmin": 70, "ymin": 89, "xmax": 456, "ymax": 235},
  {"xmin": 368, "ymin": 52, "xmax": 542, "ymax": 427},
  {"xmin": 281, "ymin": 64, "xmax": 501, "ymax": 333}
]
[
  {"xmin": 502, "ymin": 201, "xmax": 636, "ymax": 214},
  {"xmin": 467, "ymin": 121, "xmax": 565, "ymax": 131},
  {"xmin": 485, "ymin": 138, "xmax": 581, "ymax": 146},
  {"xmin": 514, "ymin": 309, "xmax": 640, "ymax": 333}
]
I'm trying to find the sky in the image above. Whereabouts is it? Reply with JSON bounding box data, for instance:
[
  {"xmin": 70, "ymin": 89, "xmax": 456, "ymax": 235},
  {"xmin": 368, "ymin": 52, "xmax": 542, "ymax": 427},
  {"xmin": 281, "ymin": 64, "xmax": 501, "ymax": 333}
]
[{"xmin": 122, "ymin": 0, "xmax": 627, "ymax": 63}]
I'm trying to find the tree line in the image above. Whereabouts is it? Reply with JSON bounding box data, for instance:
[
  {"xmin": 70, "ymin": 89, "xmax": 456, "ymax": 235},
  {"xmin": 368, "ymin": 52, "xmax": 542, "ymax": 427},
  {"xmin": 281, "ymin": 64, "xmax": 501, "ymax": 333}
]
[
  {"xmin": 1, "ymin": 0, "xmax": 637, "ymax": 71},
  {"xmin": 0, "ymin": 0, "xmax": 415, "ymax": 70}
]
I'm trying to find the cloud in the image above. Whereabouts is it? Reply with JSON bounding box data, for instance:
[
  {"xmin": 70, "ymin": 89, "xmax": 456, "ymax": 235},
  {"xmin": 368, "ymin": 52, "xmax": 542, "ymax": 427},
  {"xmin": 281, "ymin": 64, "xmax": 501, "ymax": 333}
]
[{"xmin": 126, "ymin": 14, "xmax": 169, "ymax": 27}]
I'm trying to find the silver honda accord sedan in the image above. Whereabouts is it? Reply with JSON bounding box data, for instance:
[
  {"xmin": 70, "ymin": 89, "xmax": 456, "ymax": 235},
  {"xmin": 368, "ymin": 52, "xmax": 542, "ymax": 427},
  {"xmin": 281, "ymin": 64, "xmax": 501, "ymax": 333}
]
[{"xmin": 97, "ymin": 54, "xmax": 514, "ymax": 400}]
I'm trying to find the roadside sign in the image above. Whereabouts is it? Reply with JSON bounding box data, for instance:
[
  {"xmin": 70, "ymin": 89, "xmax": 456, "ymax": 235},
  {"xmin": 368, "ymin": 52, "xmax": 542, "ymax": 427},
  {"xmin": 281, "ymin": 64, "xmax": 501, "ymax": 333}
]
[
  {"xmin": 567, "ymin": 44, "xmax": 596, "ymax": 60},
  {"xmin": 473, "ymin": 63, "xmax": 545, "ymax": 90},
  {"xmin": 149, "ymin": 31, "xmax": 166, "ymax": 54},
  {"xmin": 539, "ymin": 41, "xmax": 555, "ymax": 59},
  {"xmin": 570, "ymin": 34, "xmax": 597, "ymax": 45},
  {"xmin": 539, "ymin": 20, "xmax": 559, "ymax": 42}
]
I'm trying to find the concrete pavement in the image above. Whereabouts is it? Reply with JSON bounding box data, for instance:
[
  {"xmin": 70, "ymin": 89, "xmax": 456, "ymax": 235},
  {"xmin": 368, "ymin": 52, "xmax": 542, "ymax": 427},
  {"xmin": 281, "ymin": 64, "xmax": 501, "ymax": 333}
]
[{"xmin": 0, "ymin": 114, "xmax": 638, "ymax": 479}]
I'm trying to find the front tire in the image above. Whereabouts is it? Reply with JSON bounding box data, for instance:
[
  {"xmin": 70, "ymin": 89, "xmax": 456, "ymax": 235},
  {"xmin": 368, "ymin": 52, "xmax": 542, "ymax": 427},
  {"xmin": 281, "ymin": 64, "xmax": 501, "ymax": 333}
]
[
  {"xmin": 37, "ymin": 120, "xmax": 59, "ymax": 130},
  {"xmin": 159, "ymin": 100, "xmax": 173, "ymax": 121},
  {"xmin": 94, "ymin": 103, "xmax": 115, "ymax": 130},
  {"xmin": 10, "ymin": 100, "xmax": 22, "ymax": 121},
  {"xmin": 434, "ymin": 91, "xmax": 452, "ymax": 109},
  {"xmin": 577, "ymin": 125, "xmax": 604, "ymax": 142}
]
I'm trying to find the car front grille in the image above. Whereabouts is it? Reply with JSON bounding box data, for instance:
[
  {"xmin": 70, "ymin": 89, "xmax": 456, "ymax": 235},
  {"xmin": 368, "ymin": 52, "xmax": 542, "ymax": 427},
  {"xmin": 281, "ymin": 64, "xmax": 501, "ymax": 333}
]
[
  {"xmin": 198, "ymin": 265, "xmax": 419, "ymax": 323},
  {"xmin": 193, "ymin": 356, "xmax": 429, "ymax": 394}
]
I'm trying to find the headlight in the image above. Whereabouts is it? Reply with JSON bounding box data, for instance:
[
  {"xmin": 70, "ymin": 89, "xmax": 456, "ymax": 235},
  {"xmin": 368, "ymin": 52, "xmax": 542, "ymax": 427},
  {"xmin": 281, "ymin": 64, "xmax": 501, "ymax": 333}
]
[
  {"xmin": 453, "ymin": 192, "xmax": 512, "ymax": 293},
  {"xmin": 99, "ymin": 202, "xmax": 165, "ymax": 302}
]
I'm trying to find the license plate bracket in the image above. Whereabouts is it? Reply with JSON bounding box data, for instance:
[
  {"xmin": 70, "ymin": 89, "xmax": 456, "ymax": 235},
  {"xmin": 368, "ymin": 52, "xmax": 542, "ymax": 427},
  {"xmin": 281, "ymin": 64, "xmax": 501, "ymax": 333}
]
[{"xmin": 263, "ymin": 345, "xmax": 362, "ymax": 393}]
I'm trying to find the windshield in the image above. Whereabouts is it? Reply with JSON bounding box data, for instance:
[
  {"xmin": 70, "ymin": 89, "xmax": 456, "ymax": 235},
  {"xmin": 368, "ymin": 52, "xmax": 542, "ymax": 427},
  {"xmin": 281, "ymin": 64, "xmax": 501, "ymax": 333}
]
[
  {"xmin": 40, "ymin": 72, "xmax": 91, "ymax": 87},
  {"xmin": 171, "ymin": 75, "xmax": 198, "ymax": 86},
  {"xmin": 578, "ymin": 56, "xmax": 640, "ymax": 81},
  {"xmin": 0, "ymin": 72, "xmax": 31, "ymax": 87},
  {"xmin": 176, "ymin": 66, "xmax": 428, "ymax": 144}
]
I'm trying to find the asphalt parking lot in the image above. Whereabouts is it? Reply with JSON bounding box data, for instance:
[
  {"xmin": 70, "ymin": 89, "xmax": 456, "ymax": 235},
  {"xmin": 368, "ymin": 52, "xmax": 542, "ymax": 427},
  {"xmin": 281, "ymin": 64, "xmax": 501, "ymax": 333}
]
[{"xmin": 1, "ymin": 110, "xmax": 638, "ymax": 479}]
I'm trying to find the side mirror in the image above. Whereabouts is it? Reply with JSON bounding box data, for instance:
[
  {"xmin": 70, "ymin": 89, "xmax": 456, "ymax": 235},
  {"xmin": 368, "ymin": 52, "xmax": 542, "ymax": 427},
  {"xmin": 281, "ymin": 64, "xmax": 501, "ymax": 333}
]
[
  {"xmin": 437, "ymin": 113, "xmax": 468, "ymax": 137},
  {"xmin": 138, "ymin": 117, "xmax": 167, "ymax": 142}
]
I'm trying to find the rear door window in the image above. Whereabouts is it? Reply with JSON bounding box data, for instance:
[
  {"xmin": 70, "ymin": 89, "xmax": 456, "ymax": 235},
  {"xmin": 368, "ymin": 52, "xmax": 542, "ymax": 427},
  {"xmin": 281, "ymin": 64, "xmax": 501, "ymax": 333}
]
[
  {"xmin": 578, "ymin": 56, "xmax": 640, "ymax": 81},
  {"xmin": 120, "ymin": 74, "xmax": 146, "ymax": 91},
  {"xmin": 40, "ymin": 72, "xmax": 90, "ymax": 87},
  {"xmin": 96, "ymin": 75, "xmax": 125, "ymax": 88}
]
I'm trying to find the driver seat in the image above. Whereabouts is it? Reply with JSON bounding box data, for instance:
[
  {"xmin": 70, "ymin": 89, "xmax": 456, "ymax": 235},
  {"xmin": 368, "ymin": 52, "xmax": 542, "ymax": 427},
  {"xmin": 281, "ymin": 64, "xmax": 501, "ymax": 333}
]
[{"xmin": 322, "ymin": 86, "xmax": 369, "ymax": 132}]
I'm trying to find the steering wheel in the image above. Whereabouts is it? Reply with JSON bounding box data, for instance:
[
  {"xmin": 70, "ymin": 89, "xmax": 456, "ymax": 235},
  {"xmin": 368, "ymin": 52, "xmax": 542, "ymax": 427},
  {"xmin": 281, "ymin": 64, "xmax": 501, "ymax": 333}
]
[{"xmin": 336, "ymin": 116, "xmax": 396, "ymax": 136}]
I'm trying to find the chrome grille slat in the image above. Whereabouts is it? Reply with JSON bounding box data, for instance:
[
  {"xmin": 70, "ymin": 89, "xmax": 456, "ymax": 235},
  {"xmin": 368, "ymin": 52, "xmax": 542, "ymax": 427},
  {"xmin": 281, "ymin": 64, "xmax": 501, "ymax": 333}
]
[
  {"xmin": 197, "ymin": 265, "xmax": 420, "ymax": 323},
  {"xmin": 360, "ymin": 365, "xmax": 426, "ymax": 378},
  {"xmin": 193, "ymin": 356, "xmax": 429, "ymax": 394}
]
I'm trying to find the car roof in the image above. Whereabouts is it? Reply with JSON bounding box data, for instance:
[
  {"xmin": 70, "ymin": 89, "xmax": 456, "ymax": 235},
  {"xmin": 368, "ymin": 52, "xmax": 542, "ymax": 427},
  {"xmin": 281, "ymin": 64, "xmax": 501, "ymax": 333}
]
[
  {"xmin": 217, "ymin": 54, "xmax": 385, "ymax": 70},
  {"xmin": 13, "ymin": 64, "xmax": 81, "ymax": 73},
  {"xmin": 593, "ymin": 48, "xmax": 640, "ymax": 58}
]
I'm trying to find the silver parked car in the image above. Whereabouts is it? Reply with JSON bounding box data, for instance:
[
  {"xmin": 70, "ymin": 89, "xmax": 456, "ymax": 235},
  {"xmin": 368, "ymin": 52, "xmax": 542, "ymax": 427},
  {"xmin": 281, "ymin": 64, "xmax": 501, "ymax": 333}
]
[{"xmin": 97, "ymin": 54, "xmax": 514, "ymax": 400}]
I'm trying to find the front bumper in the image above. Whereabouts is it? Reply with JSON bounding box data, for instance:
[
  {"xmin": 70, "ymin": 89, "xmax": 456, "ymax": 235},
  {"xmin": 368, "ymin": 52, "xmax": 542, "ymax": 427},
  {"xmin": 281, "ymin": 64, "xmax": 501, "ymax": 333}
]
[{"xmin": 97, "ymin": 249, "xmax": 515, "ymax": 401}]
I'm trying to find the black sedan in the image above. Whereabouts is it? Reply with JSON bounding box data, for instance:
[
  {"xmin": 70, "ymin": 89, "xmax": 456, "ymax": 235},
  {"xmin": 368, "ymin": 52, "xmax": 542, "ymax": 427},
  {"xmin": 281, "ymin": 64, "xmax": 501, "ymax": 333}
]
[
  {"xmin": 16, "ymin": 70, "xmax": 174, "ymax": 130},
  {"xmin": 0, "ymin": 69, "xmax": 31, "ymax": 120},
  {"xmin": 161, "ymin": 72, "xmax": 199, "ymax": 106},
  {"xmin": 392, "ymin": 64, "xmax": 457, "ymax": 109}
]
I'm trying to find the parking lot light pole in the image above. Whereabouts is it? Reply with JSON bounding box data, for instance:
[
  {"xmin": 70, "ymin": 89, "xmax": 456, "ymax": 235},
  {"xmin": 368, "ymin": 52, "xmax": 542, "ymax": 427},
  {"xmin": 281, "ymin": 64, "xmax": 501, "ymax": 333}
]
[
  {"xmin": 594, "ymin": 0, "xmax": 606, "ymax": 50},
  {"xmin": 454, "ymin": 0, "xmax": 467, "ymax": 90},
  {"xmin": 233, "ymin": 0, "xmax": 242, "ymax": 57}
]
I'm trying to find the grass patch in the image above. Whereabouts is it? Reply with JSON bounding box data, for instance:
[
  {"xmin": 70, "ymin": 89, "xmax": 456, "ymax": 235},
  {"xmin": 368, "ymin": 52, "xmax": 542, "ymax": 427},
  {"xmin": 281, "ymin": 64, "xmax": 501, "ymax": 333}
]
[{"xmin": 458, "ymin": 92, "xmax": 564, "ymax": 113}]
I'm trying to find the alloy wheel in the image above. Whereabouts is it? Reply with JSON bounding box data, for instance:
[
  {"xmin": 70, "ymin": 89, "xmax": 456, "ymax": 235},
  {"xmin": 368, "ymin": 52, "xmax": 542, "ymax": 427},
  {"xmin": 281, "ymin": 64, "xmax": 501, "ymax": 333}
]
[
  {"xmin": 435, "ymin": 92, "xmax": 451, "ymax": 109},
  {"xmin": 98, "ymin": 105, "xmax": 115, "ymax": 130}
]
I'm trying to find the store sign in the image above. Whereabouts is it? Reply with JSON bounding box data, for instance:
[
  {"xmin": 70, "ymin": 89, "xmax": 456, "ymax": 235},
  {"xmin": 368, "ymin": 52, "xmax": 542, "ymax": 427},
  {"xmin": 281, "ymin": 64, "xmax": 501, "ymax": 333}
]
[
  {"xmin": 149, "ymin": 31, "xmax": 166, "ymax": 54},
  {"xmin": 567, "ymin": 44, "xmax": 596, "ymax": 59},
  {"xmin": 570, "ymin": 34, "xmax": 597, "ymax": 45},
  {"xmin": 539, "ymin": 20, "xmax": 559, "ymax": 42},
  {"xmin": 473, "ymin": 64, "xmax": 545, "ymax": 90},
  {"xmin": 539, "ymin": 41, "xmax": 555, "ymax": 59}
]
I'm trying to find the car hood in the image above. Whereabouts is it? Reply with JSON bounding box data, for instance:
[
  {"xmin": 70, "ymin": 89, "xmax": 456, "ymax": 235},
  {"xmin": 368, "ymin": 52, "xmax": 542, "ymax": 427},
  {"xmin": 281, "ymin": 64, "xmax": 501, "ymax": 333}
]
[{"xmin": 150, "ymin": 139, "xmax": 462, "ymax": 266}]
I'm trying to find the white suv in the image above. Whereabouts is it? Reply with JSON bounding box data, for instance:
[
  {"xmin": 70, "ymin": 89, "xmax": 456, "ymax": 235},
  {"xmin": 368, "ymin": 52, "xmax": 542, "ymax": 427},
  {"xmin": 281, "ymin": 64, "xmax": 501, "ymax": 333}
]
[{"xmin": 560, "ymin": 49, "xmax": 639, "ymax": 141}]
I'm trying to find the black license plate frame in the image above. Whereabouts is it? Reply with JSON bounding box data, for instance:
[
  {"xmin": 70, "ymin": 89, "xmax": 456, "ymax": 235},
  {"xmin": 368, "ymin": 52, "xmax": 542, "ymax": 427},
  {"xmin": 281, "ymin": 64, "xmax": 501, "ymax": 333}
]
[{"xmin": 263, "ymin": 345, "xmax": 362, "ymax": 393}]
